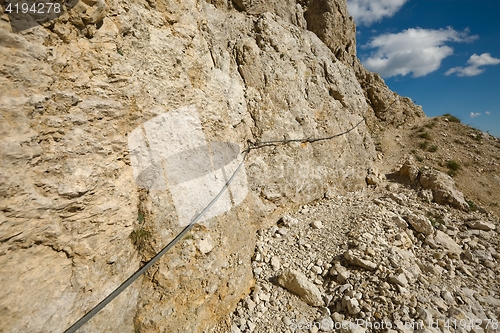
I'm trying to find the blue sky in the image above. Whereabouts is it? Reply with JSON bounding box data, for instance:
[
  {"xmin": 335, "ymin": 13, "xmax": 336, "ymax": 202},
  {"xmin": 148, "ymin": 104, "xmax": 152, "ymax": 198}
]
[{"xmin": 347, "ymin": 0, "xmax": 500, "ymax": 137}]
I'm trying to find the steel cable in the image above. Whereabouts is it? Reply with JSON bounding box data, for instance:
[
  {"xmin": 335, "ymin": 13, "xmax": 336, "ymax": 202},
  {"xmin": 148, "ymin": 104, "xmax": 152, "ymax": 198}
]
[{"xmin": 64, "ymin": 116, "xmax": 366, "ymax": 333}]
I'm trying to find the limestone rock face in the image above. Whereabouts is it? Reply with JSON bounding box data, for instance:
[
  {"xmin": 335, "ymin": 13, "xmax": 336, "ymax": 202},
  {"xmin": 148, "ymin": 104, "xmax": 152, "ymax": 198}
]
[
  {"xmin": 354, "ymin": 59, "xmax": 425, "ymax": 126},
  {"xmin": 232, "ymin": 0, "xmax": 301, "ymax": 26},
  {"xmin": 304, "ymin": 0, "xmax": 357, "ymax": 62},
  {"xmin": 0, "ymin": 0, "xmax": 423, "ymax": 332}
]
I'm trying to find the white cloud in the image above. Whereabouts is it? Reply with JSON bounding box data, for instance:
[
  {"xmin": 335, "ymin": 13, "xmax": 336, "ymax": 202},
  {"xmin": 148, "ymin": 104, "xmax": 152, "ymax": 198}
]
[
  {"xmin": 362, "ymin": 27, "xmax": 477, "ymax": 78},
  {"xmin": 347, "ymin": 0, "xmax": 408, "ymax": 26},
  {"xmin": 486, "ymin": 111, "xmax": 491, "ymax": 115},
  {"xmin": 470, "ymin": 112, "xmax": 481, "ymax": 118},
  {"xmin": 445, "ymin": 53, "xmax": 500, "ymax": 77}
]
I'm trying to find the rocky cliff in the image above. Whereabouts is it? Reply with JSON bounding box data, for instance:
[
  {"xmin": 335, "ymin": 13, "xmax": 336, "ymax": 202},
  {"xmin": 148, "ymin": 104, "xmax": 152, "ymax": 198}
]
[{"xmin": 0, "ymin": 0, "xmax": 424, "ymax": 332}]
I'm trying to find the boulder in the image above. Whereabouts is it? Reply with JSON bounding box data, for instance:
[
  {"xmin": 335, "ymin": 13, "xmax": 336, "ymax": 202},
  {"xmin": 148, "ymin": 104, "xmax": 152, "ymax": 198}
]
[
  {"xmin": 277, "ymin": 269, "xmax": 324, "ymax": 306},
  {"xmin": 399, "ymin": 159, "xmax": 420, "ymax": 183},
  {"xmin": 419, "ymin": 170, "xmax": 469, "ymax": 210},
  {"xmin": 405, "ymin": 213, "xmax": 434, "ymax": 235},
  {"xmin": 466, "ymin": 220, "xmax": 496, "ymax": 231},
  {"xmin": 433, "ymin": 231, "xmax": 462, "ymax": 256}
]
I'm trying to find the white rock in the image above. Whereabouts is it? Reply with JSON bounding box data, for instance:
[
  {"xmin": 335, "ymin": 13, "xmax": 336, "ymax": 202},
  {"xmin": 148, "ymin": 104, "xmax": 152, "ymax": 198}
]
[
  {"xmin": 277, "ymin": 269, "xmax": 324, "ymax": 306},
  {"xmin": 441, "ymin": 290, "xmax": 455, "ymax": 305},
  {"xmin": 270, "ymin": 256, "xmax": 281, "ymax": 271},
  {"xmin": 393, "ymin": 215, "xmax": 408, "ymax": 229},
  {"xmin": 434, "ymin": 230, "xmax": 462, "ymax": 256},
  {"xmin": 312, "ymin": 265, "xmax": 323, "ymax": 275},
  {"xmin": 245, "ymin": 299, "xmax": 256, "ymax": 311},
  {"xmin": 247, "ymin": 321, "xmax": 256, "ymax": 332},
  {"xmin": 311, "ymin": 220, "xmax": 323, "ymax": 229},
  {"xmin": 331, "ymin": 312, "xmax": 344, "ymax": 322},
  {"xmin": 416, "ymin": 306, "xmax": 433, "ymax": 323},
  {"xmin": 230, "ymin": 323, "xmax": 241, "ymax": 333},
  {"xmin": 344, "ymin": 251, "xmax": 378, "ymax": 270},
  {"xmin": 466, "ymin": 220, "xmax": 496, "ymax": 231},
  {"xmin": 253, "ymin": 267, "xmax": 263, "ymax": 275},
  {"xmin": 346, "ymin": 298, "xmax": 360, "ymax": 315},
  {"xmin": 419, "ymin": 169, "xmax": 469, "ymax": 210},
  {"xmin": 338, "ymin": 284, "xmax": 353, "ymax": 294},
  {"xmin": 259, "ymin": 292, "xmax": 270, "ymax": 302},
  {"xmin": 405, "ymin": 214, "xmax": 434, "ymax": 235},
  {"xmin": 388, "ymin": 273, "xmax": 408, "ymax": 287},
  {"xmin": 277, "ymin": 227, "xmax": 288, "ymax": 236},
  {"xmin": 282, "ymin": 316, "xmax": 292, "ymax": 326},
  {"xmin": 337, "ymin": 270, "xmax": 351, "ymax": 283},
  {"xmin": 386, "ymin": 183, "xmax": 399, "ymax": 192},
  {"xmin": 195, "ymin": 235, "xmax": 214, "ymax": 254}
]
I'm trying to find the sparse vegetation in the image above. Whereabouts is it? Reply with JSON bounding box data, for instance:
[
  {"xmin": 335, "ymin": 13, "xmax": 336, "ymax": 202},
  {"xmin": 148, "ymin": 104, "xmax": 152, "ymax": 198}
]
[
  {"xmin": 419, "ymin": 141, "xmax": 429, "ymax": 149},
  {"xmin": 418, "ymin": 131, "xmax": 431, "ymax": 140},
  {"xmin": 129, "ymin": 228, "xmax": 152, "ymax": 247},
  {"xmin": 427, "ymin": 211, "xmax": 445, "ymax": 227},
  {"xmin": 472, "ymin": 133, "xmax": 483, "ymax": 143},
  {"xmin": 184, "ymin": 232, "xmax": 194, "ymax": 240},
  {"xmin": 416, "ymin": 155, "xmax": 424, "ymax": 162},
  {"xmin": 424, "ymin": 119, "xmax": 437, "ymax": 129},
  {"xmin": 428, "ymin": 145, "xmax": 438, "ymax": 152},
  {"xmin": 130, "ymin": 210, "xmax": 150, "ymax": 250},
  {"xmin": 137, "ymin": 211, "xmax": 145, "ymax": 223},
  {"xmin": 446, "ymin": 160, "xmax": 460, "ymax": 177},
  {"xmin": 442, "ymin": 113, "xmax": 461, "ymax": 123},
  {"xmin": 447, "ymin": 160, "xmax": 460, "ymax": 171},
  {"xmin": 467, "ymin": 200, "xmax": 477, "ymax": 212}
]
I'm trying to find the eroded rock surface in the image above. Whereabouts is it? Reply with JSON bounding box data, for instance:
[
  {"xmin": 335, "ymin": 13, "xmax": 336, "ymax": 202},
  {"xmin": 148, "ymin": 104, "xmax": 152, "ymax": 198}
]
[{"xmin": 0, "ymin": 0, "xmax": 440, "ymax": 332}]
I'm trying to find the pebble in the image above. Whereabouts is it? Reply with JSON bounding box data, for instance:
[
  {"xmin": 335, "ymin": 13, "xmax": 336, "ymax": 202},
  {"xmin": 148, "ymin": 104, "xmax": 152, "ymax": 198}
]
[
  {"xmin": 217, "ymin": 186, "xmax": 499, "ymax": 333},
  {"xmin": 282, "ymin": 316, "xmax": 292, "ymax": 326},
  {"xmin": 311, "ymin": 220, "xmax": 323, "ymax": 229},
  {"xmin": 230, "ymin": 323, "xmax": 241, "ymax": 333},
  {"xmin": 281, "ymin": 215, "xmax": 299, "ymax": 227},
  {"xmin": 270, "ymin": 256, "xmax": 280, "ymax": 271}
]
